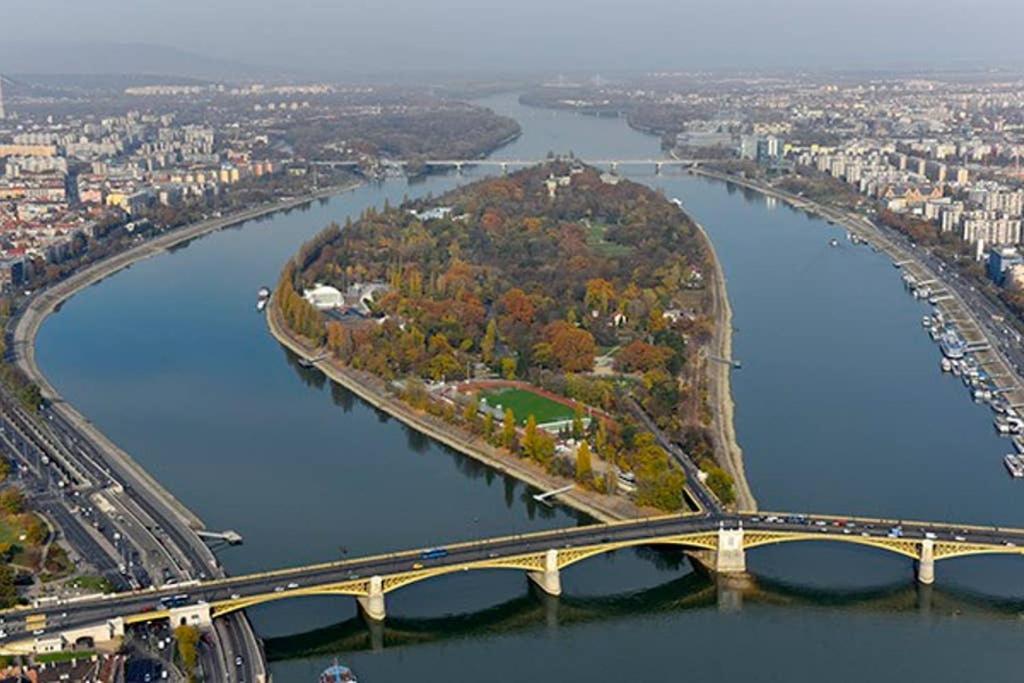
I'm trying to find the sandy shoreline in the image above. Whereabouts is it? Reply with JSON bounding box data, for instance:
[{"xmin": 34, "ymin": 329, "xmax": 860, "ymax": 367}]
[{"xmin": 693, "ymin": 219, "xmax": 757, "ymax": 511}]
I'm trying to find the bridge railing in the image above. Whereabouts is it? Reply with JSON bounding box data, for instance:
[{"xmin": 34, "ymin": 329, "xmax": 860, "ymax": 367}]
[{"xmin": 744, "ymin": 511, "xmax": 1024, "ymax": 535}]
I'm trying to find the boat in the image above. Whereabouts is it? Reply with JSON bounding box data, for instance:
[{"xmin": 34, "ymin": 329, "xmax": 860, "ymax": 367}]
[
  {"xmin": 939, "ymin": 328, "xmax": 967, "ymax": 359},
  {"xmin": 940, "ymin": 358, "xmax": 952, "ymax": 372},
  {"xmin": 258, "ymin": 286, "xmax": 272, "ymax": 299},
  {"xmin": 1005, "ymin": 454, "xmax": 1024, "ymax": 479},
  {"xmin": 922, "ymin": 315, "xmax": 932, "ymax": 327},
  {"xmin": 256, "ymin": 298, "xmax": 267, "ymax": 312},
  {"xmin": 320, "ymin": 660, "xmax": 358, "ymax": 682},
  {"xmin": 828, "ymin": 238, "xmax": 839, "ymax": 247}
]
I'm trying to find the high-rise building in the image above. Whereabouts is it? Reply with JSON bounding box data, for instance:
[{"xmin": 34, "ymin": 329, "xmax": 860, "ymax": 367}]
[{"xmin": 0, "ymin": 74, "xmax": 6, "ymax": 120}]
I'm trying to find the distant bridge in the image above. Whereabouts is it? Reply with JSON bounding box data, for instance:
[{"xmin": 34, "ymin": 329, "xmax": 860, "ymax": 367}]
[
  {"xmin": 3, "ymin": 510, "xmax": 1023, "ymax": 654},
  {"xmin": 310, "ymin": 158, "xmax": 708, "ymax": 174}
]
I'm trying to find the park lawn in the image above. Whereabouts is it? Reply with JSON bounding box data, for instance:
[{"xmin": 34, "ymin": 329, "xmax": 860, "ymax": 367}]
[
  {"xmin": 585, "ymin": 222, "xmax": 633, "ymax": 258},
  {"xmin": 479, "ymin": 387, "xmax": 576, "ymax": 426},
  {"xmin": 0, "ymin": 514, "xmax": 27, "ymax": 546}
]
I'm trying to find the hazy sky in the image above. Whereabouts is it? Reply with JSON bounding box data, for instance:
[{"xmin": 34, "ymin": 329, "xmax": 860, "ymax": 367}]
[{"xmin": 4, "ymin": 0, "xmax": 1024, "ymax": 76}]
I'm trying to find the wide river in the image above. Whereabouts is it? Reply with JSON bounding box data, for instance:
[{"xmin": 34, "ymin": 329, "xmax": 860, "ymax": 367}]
[{"xmin": 37, "ymin": 94, "xmax": 1024, "ymax": 681}]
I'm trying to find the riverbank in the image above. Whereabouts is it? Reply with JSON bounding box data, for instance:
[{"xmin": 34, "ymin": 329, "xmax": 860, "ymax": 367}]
[
  {"xmin": 689, "ymin": 165, "xmax": 1024, "ymax": 410},
  {"xmin": 12, "ymin": 181, "xmax": 363, "ymax": 532},
  {"xmin": 266, "ymin": 303, "xmax": 669, "ymax": 524},
  {"xmin": 692, "ymin": 218, "xmax": 756, "ymax": 510}
]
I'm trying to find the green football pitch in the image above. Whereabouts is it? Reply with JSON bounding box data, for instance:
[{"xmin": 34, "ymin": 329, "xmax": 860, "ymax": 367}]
[{"xmin": 478, "ymin": 387, "xmax": 576, "ymax": 425}]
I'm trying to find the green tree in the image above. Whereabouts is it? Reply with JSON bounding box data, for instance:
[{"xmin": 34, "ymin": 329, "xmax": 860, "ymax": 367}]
[
  {"xmin": 0, "ymin": 564, "xmax": 16, "ymax": 609},
  {"xmin": 483, "ymin": 412, "xmax": 495, "ymax": 440},
  {"xmin": 571, "ymin": 405, "xmax": 585, "ymax": 440},
  {"xmin": 500, "ymin": 357, "xmax": 517, "ymax": 380},
  {"xmin": 0, "ymin": 489, "xmax": 24, "ymax": 515},
  {"xmin": 575, "ymin": 441, "xmax": 593, "ymax": 482}
]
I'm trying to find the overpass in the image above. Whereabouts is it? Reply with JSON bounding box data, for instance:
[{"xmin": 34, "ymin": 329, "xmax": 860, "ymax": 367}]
[{"xmin": 3, "ymin": 510, "xmax": 1023, "ymax": 654}]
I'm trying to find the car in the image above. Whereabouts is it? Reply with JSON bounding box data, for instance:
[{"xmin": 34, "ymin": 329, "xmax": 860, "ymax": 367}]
[
  {"xmin": 347, "ymin": 573, "xmax": 360, "ymax": 580},
  {"xmin": 412, "ymin": 562, "xmax": 424, "ymax": 569},
  {"xmin": 954, "ymin": 535, "xmax": 967, "ymax": 542},
  {"xmin": 924, "ymin": 532, "xmax": 937, "ymax": 540},
  {"xmin": 236, "ymin": 656, "xmax": 243, "ymax": 667},
  {"xmin": 286, "ymin": 582, "xmax": 299, "ymax": 589},
  {"xmin": 230, "ymin": 593, "xmax": 241, "ymax": 600},
  {"xmin": 487, "ymin": 552, "xmax": 499, "ymax": 558},
  {"xmin": 32, "ymin": 629, "xmax": 44, "ymax": 636},
  {"xmin": 1005, "ymin": 541, "xmax": 1016, "ymax": 547},
  {"xmin": 273, "ymin": 586, "xmax": 284, "ymax": 593}
]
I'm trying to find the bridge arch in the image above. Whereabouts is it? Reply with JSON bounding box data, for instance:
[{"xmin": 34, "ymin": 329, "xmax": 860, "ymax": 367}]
[{"xmin": 209, "ymin": 531, "xmax": 722, "ymax": 619}]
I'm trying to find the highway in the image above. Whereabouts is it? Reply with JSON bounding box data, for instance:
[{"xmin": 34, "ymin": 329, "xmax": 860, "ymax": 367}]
[{"xmin": 4, "ymin": 510, "xmax": 1023, "ymax": 647}]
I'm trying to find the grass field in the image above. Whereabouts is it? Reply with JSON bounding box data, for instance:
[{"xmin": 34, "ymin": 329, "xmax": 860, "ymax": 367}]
[{"xmin": 479, "ymin": 388, "xmax": 576, "ymax": 425}]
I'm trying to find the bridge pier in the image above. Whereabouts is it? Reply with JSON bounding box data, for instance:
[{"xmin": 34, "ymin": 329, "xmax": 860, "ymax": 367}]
[
  {"xmin": 655, "ymin": 162, "xmax": 663, "ymax": 174},
  {"xmin": 715, "ymin": 526, "xmax": 747, "ymax": 573},
  {"xmin": 357, "ymin": 575, "xmax": 387, "ymax": 621},
  {"xmin": 527, "ymin": 549, "xmax": 562, "ymax": 596},
  {"xmin": 501, "ymin": 162, "xmax": 508, "ymax": 175},
  {"xmin": 917, "ymin": 539, "xmax": 935, "ymax": 585}
]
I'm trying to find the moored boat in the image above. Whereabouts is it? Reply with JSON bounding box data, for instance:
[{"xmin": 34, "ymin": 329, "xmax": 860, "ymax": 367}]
[
  {"xmin": 1004, "ymin": 454, "xmax": 1024, "ymax": 479},
  {"xmin": 320, "ymin": 660, "xmax": 358, "ymax": 682}
]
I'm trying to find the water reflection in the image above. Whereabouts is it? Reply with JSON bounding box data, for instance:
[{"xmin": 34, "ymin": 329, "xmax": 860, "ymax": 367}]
[{"xmin": 265, "ymin": 570, "xmax": 1024, "ymax": 663}]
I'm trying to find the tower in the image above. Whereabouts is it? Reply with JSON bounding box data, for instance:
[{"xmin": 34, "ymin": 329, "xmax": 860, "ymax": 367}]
[{"xmin": 0, "ymin": 74, "xmax": 5, "ymax": 120}]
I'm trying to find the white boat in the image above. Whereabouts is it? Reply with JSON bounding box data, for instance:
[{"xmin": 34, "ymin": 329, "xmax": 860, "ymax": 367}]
[
  {"xmin": 1005, "ymin": 454, "xmax": 1024, "ymax": 479},
  {"xmin": 922, "ymin": 315, "xmax": 932, "ymax": 327},
  {"xmin": 940, "ymin": 358, "xmax": 952, "ymax": 372}
]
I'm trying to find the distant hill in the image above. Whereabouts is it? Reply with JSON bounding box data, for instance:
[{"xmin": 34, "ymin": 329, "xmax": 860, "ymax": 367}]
[{"xmin": 0, "ymin": 41, "xmax": 286, "ymax": 81}]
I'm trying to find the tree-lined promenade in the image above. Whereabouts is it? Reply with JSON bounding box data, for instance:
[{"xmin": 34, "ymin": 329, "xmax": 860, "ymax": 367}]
[{"xmin": 275, "ymin": 162, "xmax": 737, "ymax": 512}]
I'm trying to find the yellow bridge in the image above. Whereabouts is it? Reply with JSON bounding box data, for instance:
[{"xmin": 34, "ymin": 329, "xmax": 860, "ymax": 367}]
[{"xmin": 5, "ymin": 511, "xmax": 1024, "ymax": 654}]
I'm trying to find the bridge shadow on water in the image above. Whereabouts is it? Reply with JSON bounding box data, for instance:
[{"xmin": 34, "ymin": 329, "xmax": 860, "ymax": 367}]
[{"xmin": 263, "ymin": 567, "xmax": 1024, "ymax": 663}]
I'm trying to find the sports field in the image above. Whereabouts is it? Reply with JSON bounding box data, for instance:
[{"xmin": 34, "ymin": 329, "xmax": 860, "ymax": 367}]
[{"xmin": 478, "ymin": 387, "xmax": 576, "ymax": 425}]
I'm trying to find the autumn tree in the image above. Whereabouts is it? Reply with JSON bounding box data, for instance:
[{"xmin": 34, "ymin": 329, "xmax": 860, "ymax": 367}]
[
  {"xmin": 501, "ymin": 409, "xmax": 517, "ymax": 449},
  {"xmin": 575, "ymin": 441, "xmax": 593, "ymax": 482}
]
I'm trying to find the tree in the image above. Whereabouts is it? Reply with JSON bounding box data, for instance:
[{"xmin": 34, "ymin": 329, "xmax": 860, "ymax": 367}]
[
  {"xmin": 501, "ymin": 409, "xmax": 517, "ymax": 449},
  {"xmin": 463, "ymin": 396, "xmax": 480, "ymax": 425},
  {"xmin": 585, "ymin": 278, "xmax": 615, "ymax": 315},
  {"xmin": 0, "ymin": 564, "xmax": 16, "ymax": 609},
  {"xmin": 523, "ymin": 414, "xmax": 539, "ymax": 460},
  {"xmin": 571, "ymin": 405, "xmax": 585, "ymax": 440},
  {"xmin": 0, "ymin": 489, "xmax": 24, "ymax": 515},
  {"xmin": 481, "ymin": 319, "xmax": 498, "ymax": 365},
  {"xmin": 576, "ymin": 441, "xmax": 593, "ymax": 481},
  {"xmin": 546, "ymin": 321, "xmax": 596, "ymax": 373},
  {"xmin": 483, "ymin": 412, "xmax": 495, "ymax": 440},
  {"xmin": 175, "ymin": 625, "xmax": 200, "ymax": 683},
  {"xmin": 500, "ymin": 357, "xmax": 517, "ymax": 380}
]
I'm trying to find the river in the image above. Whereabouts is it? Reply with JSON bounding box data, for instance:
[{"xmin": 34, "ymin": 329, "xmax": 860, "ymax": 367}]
[{"xmin": 35, "ymin": 93, "xmax": 1024, "ymax": 682}]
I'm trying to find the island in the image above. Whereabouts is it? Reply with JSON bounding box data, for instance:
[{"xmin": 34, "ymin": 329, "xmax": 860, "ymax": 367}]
[{"xmin": 270, "ymin": 161, "xmax": 738, "ymax": 518}]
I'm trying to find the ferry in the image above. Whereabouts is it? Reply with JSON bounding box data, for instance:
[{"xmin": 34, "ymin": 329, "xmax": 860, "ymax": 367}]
[
  {"xmin": 320, "ymin": 660, "xmax": 358, "ymax": 682},
  {"xmin": 1004, "ymin": 454, "xmax": 1024, "ymax": 479},
  {"xmin": 939, "ymin": 328, "xmax": 967, "ymax": 359}
]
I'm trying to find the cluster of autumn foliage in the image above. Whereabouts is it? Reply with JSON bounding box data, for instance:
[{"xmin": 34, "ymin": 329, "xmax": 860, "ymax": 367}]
[{"xmin": 280, "ymin": 162, "xmax": 731, "ymax": 511}]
